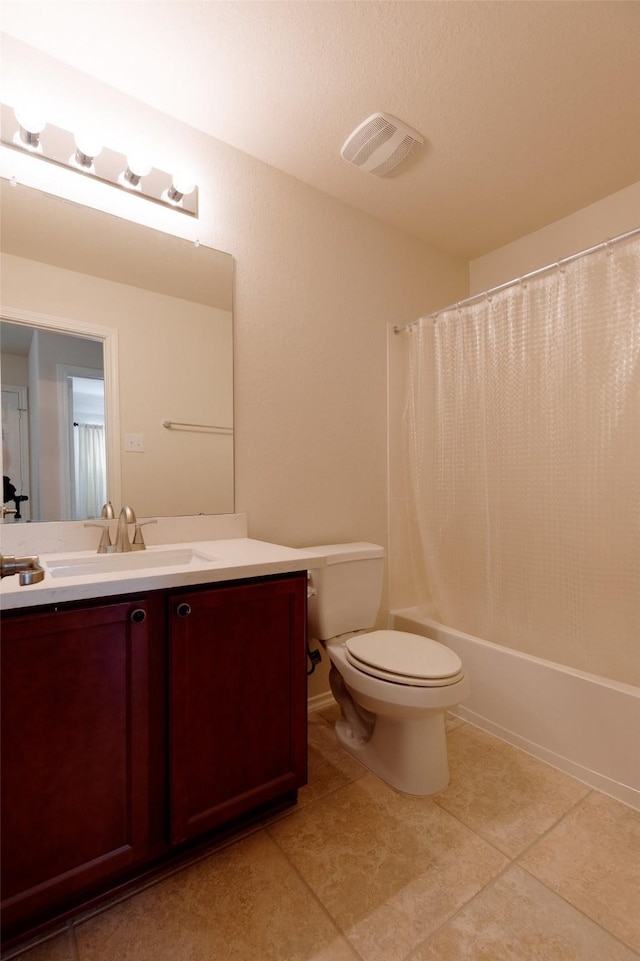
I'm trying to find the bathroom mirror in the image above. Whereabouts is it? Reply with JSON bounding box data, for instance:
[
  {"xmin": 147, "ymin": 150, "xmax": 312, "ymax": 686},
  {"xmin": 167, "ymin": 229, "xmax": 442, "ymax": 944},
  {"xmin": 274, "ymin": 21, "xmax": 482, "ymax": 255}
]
[{"xmin": 0, "ymin": 180, "xmax": 234, "ymax": 521}]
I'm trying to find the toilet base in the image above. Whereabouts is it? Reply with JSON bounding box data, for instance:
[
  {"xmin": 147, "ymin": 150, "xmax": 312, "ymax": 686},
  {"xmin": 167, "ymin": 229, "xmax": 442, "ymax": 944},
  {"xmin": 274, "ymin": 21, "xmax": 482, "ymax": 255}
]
[{"xmin": 334, "ymin": 710, "xmax": 450, "ymax": 796}]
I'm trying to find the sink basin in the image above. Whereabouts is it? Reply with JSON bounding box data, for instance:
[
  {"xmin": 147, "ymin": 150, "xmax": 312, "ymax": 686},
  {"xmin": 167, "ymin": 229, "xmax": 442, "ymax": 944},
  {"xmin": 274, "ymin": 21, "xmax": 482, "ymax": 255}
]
[{"xmin": 45, "ymin": 548, "xmax": 217, "ymax": 579}]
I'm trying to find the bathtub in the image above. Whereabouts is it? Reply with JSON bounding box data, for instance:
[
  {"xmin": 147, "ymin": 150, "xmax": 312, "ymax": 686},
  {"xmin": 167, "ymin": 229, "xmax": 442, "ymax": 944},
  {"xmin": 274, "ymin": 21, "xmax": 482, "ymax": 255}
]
[{"xmin": 390, "ymin": 606, "xmax": 640, "ymax": 811}]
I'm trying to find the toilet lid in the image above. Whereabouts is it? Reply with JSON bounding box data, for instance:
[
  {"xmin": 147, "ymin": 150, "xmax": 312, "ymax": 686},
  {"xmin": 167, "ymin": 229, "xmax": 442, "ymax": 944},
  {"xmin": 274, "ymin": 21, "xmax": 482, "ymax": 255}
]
[{"xmin": 345, "ymin": 630, "xmax": 463, "ymax": 687}]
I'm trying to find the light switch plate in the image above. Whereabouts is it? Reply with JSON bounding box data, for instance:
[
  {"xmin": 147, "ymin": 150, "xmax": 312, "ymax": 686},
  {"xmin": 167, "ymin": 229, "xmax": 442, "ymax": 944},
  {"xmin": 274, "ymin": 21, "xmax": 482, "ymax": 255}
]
[{"xmin": 125, "ymin": 433, "xmax": 144, "ymax": 452}]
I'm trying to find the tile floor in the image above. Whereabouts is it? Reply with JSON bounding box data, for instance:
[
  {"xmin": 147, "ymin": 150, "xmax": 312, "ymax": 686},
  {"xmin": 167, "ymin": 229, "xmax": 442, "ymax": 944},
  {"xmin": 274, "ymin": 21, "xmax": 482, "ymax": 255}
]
[{"xmin": 6, "ymin": 708, "xmax": 640, "ymax": 961}]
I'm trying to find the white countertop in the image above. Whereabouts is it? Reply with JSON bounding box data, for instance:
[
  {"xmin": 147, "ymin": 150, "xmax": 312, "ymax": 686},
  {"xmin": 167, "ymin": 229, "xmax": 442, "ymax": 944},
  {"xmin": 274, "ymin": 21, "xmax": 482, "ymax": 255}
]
[{"xmin": 0, "ymin": 538, "xmax": 326, "ymax": 611}]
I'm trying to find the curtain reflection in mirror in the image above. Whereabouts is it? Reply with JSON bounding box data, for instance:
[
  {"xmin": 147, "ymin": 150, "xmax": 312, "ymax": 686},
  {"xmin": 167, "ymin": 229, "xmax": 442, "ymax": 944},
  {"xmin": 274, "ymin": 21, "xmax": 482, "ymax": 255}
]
[
  {"xmin": 67, "ymin": 371, "xmax": 106, "ymax": 520},
  {"xmin": 73, "ymin": 422, "xmax": 106, "ymax": 520}
]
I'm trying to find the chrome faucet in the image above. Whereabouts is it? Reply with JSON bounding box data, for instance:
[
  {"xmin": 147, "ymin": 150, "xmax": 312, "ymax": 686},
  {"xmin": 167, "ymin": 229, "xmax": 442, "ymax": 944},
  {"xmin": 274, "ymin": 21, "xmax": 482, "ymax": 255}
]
[
  {"xmin": 84, "ymin": 504, "xmax": 143, "ymax": 553},
  {"xmin": 115, "ymin": 505, "xmax": 137, "ymax": 552}
]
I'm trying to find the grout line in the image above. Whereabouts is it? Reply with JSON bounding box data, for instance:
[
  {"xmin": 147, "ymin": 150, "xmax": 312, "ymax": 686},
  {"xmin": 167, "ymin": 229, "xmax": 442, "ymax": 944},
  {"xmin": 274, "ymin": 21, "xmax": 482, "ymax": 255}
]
[
  {"xmin": 405, "ymin": 785, "xmax": 636, "ymax": 959},
  {"xmin": 426, "ymin": 761, "xmax": 640, "ymax": 958},
  {"xmin": 264, "ymin": 829, "xmax": 367, "ymax": 961},
  {"xmin": 269, "ymin": 729, "xmax": 512, "ymax": 961},
  {"xmin": 402, "ymin": 859, "xmax": 517, "ymax": 961},
  {"xmin": 428, "ymin": 785, "xmax": 589, "ymax": 863},
  {"xmin": 428, "ymin": 795, "xmax": 514, "ymax": 861},
  {"xmin": 283, "ymin": 782, "xmax": 357, "ymax": 818},
  {"xmin": 11, "ymin": 722, "xmax": 638, "ymax": 961},
  {"xmin": 516, "ymin": 861, "xmax": 640, "ymax": 960},
  {"xmin": 513, "ymin": 790, "xmax": 640, "ymax": 957},
  {"xmin": 431, "ymin": 721, "xmax": 595, "ymax": 858},
  {"xmin": 269, "ymin": 769, "xmax": 370, "ymax": 825},
  {"xmin": 65, "ymin": 819, "xmax": 275, "ymax": 937},
  {"xmin": 513, "ymin": 787, "xmax": 595, "ymax": 863}
]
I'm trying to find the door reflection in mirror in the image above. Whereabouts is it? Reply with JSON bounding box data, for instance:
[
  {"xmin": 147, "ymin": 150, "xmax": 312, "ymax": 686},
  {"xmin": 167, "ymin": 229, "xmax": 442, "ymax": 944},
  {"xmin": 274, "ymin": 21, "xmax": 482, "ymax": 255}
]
[
  {"xmin": 1, "ymin": 320, "xmax": 106, "ymax": 521},
  {"xmin": 2, "ymin": 383, "xmax": 30, "ymax": 520}
]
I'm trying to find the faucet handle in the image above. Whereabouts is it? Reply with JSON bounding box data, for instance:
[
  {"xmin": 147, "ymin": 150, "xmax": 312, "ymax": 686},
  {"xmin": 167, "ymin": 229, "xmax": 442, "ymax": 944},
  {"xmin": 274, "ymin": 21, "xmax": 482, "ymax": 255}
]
[
  {"xmin": 84, "ymin": 521, "xmax": 113, "ymax": 553},
  {"xmin": 132, "ymin": 519, "xmax": 158, "ymax": 551}
]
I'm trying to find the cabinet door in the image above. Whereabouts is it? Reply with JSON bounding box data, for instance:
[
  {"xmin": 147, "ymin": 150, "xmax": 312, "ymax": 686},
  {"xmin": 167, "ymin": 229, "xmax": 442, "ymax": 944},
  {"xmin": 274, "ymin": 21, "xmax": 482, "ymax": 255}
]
[
  {"xmin": 1, "ymin": 600, "xmax": 151, "ymax": 935},
  {"xmin": 169, "ymin": 574, "xmax": 307, "ymax": 844}
]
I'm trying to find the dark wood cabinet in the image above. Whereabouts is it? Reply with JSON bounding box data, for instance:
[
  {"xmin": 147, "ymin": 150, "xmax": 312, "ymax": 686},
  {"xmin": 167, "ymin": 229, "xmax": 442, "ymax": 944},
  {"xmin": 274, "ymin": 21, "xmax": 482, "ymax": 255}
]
[
  {"xmin": 1, "ymin": 599, "xmax": 152, "ymax": 933},
  {"xmin": 1, "ymin": 572, "xmax": 308, "ymax": 945},
  {"xmin": 169, "ymin": 576, "xmax": 307, "ymax": 843}
]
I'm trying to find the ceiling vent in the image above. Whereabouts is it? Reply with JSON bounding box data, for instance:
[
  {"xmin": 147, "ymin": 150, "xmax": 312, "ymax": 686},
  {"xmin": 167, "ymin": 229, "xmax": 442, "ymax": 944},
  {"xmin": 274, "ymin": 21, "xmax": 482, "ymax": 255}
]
[{"xmin": 340, "ymin": 112, "xmax": 424, "ymax": 177}]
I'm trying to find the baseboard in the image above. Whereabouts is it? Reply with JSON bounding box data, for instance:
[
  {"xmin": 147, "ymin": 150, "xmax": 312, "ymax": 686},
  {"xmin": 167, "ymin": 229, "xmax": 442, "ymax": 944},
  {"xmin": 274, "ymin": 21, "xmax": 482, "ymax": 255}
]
[
  {"xmin": 454, "ymin": 705, "xmax": 640, "ymax": 811},
  {"xmin": 307, "ymin": 691, "xmax": 336, "ymax": 714}
]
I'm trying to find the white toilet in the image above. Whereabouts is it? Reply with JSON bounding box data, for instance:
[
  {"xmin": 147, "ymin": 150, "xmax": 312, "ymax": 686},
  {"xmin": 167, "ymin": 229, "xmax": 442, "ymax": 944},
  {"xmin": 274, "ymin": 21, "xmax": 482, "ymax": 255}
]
[{"xmin": 307, "ymin": 543, "xmax": 470, "ymax": 795}]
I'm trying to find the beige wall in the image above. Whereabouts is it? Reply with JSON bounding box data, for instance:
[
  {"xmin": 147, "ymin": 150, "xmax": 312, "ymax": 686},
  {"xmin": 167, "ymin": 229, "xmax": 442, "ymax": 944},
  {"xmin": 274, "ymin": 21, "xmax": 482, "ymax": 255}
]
[
  {"xmin": 0, "ymin": 37, "xmax": 468, "ymax": 700},
  {"xmin": 227, "ymin": 177, "xmax": 467, "ymax": 700},
  {"xmin": 469, "ymin": 181, "xmax": 640, "ymax": 292},
  {"xmin": 1, "ymin": 352, "xmax": 28, "ymax": 387},
  {"xmin": 0, "ymin": 36, "xmax": 467, "ymax": 540}
]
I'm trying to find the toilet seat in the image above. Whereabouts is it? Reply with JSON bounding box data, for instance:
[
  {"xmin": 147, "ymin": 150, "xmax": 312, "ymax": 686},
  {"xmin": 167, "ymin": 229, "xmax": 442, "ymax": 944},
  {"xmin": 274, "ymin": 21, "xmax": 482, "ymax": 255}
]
[{"xmin": 344, "ymin": 630, "xmax": 464, "ymax": 688}]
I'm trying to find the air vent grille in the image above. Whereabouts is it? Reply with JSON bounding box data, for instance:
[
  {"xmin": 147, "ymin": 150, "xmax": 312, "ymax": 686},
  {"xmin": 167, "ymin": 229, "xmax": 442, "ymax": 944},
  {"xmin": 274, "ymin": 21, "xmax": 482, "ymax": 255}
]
[
  {"xmin": 369, "ymin": 135, "xmax": 422, "ymax": 176},
  {"xmin": 341, "ymin": 113, "xmax": 424, "ymax": 177},
  {"xmin": 342, "ymin": 116, "xmax": 395, "ymax": 165}
]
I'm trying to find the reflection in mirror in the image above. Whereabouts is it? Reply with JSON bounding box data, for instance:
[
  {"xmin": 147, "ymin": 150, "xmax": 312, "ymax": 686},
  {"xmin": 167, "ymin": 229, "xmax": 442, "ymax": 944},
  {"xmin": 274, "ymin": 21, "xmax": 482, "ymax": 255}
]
[
  {"xmin": 1, "ymin": 320, "xmax": 107, "ymax": 521},
  {"xmin": 0, "ymin": 180, "xmax": 234, "ymax": 522}
]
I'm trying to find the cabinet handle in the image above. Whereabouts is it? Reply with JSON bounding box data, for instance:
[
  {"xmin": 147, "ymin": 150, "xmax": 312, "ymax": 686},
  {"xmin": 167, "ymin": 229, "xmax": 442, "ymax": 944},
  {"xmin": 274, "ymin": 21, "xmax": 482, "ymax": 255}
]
[
  {"xmin": 176, "ymin": 603, "xmax": 192, "ymax": 618},
  {"xmin": 130, "ymin": 608, "xmax": 147, "ymax": 623}
]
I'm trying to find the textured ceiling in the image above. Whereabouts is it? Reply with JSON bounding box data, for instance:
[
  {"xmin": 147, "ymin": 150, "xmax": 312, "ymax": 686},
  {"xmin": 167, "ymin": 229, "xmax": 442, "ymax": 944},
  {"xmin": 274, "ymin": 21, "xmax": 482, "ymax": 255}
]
[{"xmin": 1, "ymin": 1, "xmax": 639, "ymax": 259}]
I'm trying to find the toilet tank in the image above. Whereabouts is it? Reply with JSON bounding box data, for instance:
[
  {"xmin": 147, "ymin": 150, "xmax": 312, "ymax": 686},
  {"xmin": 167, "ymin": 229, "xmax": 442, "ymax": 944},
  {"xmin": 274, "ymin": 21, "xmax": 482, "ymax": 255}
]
[{"xmin": 306, "ymin": 543, "xmax": 385, "ymax": 640}]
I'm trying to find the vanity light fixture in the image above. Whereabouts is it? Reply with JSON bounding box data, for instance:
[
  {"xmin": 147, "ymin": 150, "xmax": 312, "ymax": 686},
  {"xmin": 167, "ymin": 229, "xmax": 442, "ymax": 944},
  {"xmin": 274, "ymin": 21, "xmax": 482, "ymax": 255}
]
[{"xmin": 1, "ymin": 102, "xmax": 198, "ymax": 217}]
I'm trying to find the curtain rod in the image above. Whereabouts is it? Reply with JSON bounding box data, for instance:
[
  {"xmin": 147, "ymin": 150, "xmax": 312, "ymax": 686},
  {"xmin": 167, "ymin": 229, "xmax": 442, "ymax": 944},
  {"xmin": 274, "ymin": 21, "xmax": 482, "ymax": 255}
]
[{"xmin": 393, "ymin": 225, "xmax": 640, "ymax": 333}]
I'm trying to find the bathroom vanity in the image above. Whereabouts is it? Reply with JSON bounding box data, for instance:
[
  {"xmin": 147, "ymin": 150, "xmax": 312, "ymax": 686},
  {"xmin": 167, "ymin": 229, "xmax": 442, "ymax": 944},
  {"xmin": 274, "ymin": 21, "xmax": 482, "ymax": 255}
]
[{"xmin": 0, "ymin": 535, "xmax": 321, "ymax": 946}]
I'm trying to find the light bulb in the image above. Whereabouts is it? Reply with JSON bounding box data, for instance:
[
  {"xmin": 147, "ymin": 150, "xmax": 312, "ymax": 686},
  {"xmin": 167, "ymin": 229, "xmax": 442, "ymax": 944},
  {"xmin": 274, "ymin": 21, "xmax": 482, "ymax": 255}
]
[
  {"xmin": 73, "ymin": 131, "xmax": 103, "ymax": 169},
  {"xmin": 163, "ymin": 172, "xmax": 195, "ymax": 206},
  {"xmin": 119, "ymin": 155, "xmax": 152, "ymax": 189},
  {"xmin": 14, "ymin": 104, "xmax": 46, "ymax": 150},
  {"xmin": 15, "ymin": 105, "xmax": 46, "ymax": 134},
  {"xmin": 127, "ymin": 155, "xmax": 152, "ymax": 178},
  {"xmin": 76, "ymin": 132, "xmax": 103, "ymax": 157},
  {"xmin": 172, "ymin": 173, "xmax": 195, "ymax": 196}
]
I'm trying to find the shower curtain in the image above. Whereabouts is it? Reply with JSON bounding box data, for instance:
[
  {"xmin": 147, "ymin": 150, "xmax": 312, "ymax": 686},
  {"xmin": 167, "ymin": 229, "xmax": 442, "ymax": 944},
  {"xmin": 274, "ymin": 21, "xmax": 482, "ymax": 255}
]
[{"xmin": 404, "ymin": 234, "xmax": 640, "ymax": 685}]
